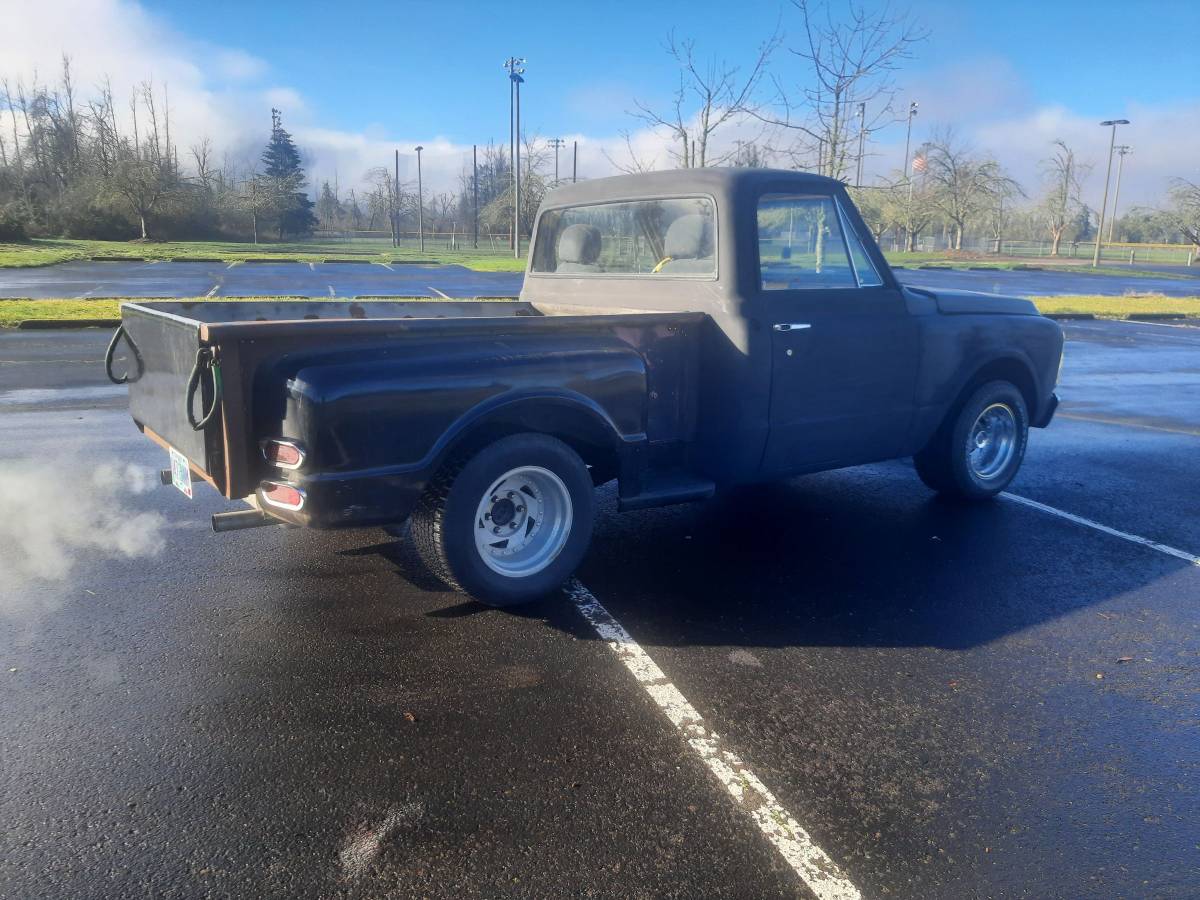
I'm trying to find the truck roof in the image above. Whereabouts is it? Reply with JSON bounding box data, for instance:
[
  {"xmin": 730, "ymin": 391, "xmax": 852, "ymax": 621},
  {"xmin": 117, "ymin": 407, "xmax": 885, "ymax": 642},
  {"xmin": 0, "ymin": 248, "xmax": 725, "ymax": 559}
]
[{"xmin": 540, "ymin": 167, "xmax": 844, "ymax": 209}]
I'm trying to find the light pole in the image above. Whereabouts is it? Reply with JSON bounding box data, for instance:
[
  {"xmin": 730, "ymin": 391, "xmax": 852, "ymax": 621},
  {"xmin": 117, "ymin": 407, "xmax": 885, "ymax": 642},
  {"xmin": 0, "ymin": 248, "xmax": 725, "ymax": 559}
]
[
  {"xmin": 855, "ymin": 102, "xmax": 866, "ymax": 188},
  {"xmin": 549, "ymin": 137, "xmax": 564, "ymax": 184},
  {"xmin": 1092, "ymin": 118, "xmax": 1130, "ymax": 266},
  {"xmin": 504, "ymin": 57, "xmax": 526, "ymax": 259},
  {"xmin": 1107, "ymin": 145, "xmax": 1131, "ymax": 243},
  {"xmin": 902, "ymin": 101, "xmax": 918, "ymax": 251},
  {"xmin": 414, "ymin": 145, "xmax": 424, "ymax": 254}
]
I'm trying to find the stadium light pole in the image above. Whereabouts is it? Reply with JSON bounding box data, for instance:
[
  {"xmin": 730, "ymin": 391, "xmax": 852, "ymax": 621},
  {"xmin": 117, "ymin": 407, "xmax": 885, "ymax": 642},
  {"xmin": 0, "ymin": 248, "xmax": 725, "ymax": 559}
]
[
  {"xmin": 902, "ymin": 101, "xmax": 918, "ymax": 250},
  {"xmin": 504, "ymin": 57, "xmax": 526, "ymax": 259},
  {"xmin": 1107, "ymin": 145, "xmax": 1132, "ymax": 243},
  {"xmin": 414, "ymin": 145, "xmax": 424, "ymax": 254},
  {"xmin": 1092, "ymin": 118, "xmax": 1130, "ymax": 267}
]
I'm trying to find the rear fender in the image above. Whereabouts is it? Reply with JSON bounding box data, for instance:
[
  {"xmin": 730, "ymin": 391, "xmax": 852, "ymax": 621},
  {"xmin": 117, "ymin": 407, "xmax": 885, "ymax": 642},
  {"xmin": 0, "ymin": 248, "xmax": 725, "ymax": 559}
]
[{"xmin": 431, "ymin": 391, "xmax": 639, "ymax": 487}]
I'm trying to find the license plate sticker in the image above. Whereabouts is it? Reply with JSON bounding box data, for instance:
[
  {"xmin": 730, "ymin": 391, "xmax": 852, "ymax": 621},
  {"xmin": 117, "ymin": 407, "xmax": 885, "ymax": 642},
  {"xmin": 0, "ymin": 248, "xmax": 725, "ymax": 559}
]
[{"xmin": 168, "ymin": 447, "xmax": 193, "ymax": 499}]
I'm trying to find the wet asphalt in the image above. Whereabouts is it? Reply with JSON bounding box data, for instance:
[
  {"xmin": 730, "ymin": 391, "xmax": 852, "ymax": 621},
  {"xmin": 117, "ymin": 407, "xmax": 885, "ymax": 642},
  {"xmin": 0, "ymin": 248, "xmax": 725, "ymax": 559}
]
[
  {"xmin": 1, "ymin": 258, "xmax": 1198, "ymax": 299},
  {"xmin": 1, "ymin": 321, "xmax": 1198, "ymax": 898}
]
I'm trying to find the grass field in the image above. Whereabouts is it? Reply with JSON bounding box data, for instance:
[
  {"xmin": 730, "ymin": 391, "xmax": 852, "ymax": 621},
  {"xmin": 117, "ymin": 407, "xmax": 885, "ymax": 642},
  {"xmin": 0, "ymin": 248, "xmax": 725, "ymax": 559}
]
[
  {"xmin": 0, "ymin": 238, "xmax": 529, "ymax": 272},
  {"xmin": 2, "ymin": 293, "xmax": 1197, "ymax": 328}
]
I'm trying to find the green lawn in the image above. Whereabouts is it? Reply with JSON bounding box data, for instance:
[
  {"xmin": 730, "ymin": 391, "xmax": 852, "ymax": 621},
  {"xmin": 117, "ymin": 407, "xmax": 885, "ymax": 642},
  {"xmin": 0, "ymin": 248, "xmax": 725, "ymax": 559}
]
[
  {"xmin": 2, "ymin": 293, "xmax": 1197, "ymax": 328},
  {"xmin": 0, "ymin": 237, "xmax": 528, "ymax": 272},
  {"xmin": 1028, "ymin": 294, "xmax": 1200, "ymax": 317}
]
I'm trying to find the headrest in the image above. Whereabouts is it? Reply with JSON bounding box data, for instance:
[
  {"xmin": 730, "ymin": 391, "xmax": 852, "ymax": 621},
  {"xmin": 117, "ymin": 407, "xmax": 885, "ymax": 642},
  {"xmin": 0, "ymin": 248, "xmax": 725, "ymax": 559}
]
[
  {"xmin": 664, "ymin": 214, "xmax": 712, "ymax": 260},
  {"xmin": 557, "ymin": 223, "xmax": 601, "ymax": 265}
]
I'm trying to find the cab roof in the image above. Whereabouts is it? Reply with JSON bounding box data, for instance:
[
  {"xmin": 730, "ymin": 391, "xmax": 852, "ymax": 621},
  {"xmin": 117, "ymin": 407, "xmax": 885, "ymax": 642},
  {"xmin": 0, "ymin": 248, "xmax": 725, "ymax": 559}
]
[{"xmin": 540, "ymin": 167, "xmax": 843, "ymax": 209}]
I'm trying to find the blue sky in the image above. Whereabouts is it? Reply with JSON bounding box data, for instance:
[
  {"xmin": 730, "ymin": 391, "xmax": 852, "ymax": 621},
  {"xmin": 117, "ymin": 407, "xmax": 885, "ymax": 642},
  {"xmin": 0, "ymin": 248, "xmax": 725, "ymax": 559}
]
[
  {"xmin": 6, "ymin": 0, "xmax": 1198, "ymax": 203},
  {"xmin": 164, "ymin": 0, "xmax": 1197, "ymax": 141}
]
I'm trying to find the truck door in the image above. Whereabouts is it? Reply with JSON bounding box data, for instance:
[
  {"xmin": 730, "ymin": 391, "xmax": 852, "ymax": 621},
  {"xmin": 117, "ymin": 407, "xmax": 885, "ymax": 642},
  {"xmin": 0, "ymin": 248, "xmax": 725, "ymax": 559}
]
[{"xmin": 757, "ymin": 191, "xmax": 919, "ymax": 474}]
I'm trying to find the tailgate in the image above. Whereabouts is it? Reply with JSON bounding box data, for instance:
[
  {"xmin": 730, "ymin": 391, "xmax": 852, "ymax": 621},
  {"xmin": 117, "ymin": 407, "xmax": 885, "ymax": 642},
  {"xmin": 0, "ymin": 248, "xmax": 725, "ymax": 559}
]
[{"xmin": 119, "ymin": 303, "xmax": 222, "ymax": 488}]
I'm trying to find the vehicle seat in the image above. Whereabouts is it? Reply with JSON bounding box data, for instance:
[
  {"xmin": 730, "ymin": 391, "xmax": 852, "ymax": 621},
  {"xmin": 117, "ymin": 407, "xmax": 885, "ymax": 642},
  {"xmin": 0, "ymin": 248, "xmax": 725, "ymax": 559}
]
[
  {"xmin": 658, "ymin": 214, "xmax": 714, "ymax": 274},
  {"xmin": 555, "ymin": 224, "xmax": 602, "ymax": 273}
]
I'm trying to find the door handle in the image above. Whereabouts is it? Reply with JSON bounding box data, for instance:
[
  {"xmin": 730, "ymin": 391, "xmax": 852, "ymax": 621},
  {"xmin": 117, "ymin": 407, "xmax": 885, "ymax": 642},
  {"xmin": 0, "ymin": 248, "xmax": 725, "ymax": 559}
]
[{"xmin": 773, "ymin": 323, "xmax": 812, "ymax": 332}]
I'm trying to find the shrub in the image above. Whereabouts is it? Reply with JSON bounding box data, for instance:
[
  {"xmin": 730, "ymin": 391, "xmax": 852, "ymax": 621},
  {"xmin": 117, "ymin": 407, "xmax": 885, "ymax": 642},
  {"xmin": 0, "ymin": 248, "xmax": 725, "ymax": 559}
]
[{"xmin": 0, "ymin": 204, "xmax": 30, "ymax": 241}]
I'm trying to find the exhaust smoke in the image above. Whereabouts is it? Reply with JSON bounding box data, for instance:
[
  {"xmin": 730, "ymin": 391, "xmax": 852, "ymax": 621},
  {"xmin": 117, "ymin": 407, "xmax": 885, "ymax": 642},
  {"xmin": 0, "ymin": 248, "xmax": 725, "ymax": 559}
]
[{"xmin": 0, "ymin": 459, "xmax": 167, "ymax": 606}]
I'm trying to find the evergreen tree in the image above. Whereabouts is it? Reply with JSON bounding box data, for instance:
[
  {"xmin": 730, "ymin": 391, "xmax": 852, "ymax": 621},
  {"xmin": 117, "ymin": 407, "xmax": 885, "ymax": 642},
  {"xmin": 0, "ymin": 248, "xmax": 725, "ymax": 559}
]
[
  {"xmin": 1074, "ymin": 204, "xmax": 1093, "ymax": 241},
  {"xmin": 259, "ymin": 108, "xmax": 316, "ymax": 238},
  {"xmin": 316, "ymin": 180, "xmax": 343, "ymax": 230}
]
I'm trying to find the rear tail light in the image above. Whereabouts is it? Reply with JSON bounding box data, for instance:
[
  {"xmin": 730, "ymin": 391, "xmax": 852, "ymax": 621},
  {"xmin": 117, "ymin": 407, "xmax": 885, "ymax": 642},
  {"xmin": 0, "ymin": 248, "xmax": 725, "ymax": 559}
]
[
  {"xmin": 261, "ymin": 439, "xmax": 304, "ymax": 470},
  {"xmin": 260, "ymin": 481, "xmax": 305, "ymax": 511}
]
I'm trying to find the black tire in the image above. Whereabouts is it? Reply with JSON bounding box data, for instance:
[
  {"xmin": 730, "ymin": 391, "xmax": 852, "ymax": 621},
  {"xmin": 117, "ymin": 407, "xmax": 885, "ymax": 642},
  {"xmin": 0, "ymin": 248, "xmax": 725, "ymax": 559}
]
[
  {"xmin": 914, "ymin": 380, "xmax": 1029, "ymax": 500},
  {"xmin": 410, "ymin": 434, "xmax": 594, "ymax": 606}
]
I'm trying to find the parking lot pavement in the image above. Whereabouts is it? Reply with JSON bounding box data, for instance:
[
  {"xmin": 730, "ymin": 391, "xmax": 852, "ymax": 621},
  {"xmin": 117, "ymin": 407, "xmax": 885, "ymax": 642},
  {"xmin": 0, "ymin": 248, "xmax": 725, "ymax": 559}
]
[
  {"xmin": 892, "ymin": 264, "xmax": 1200, "ymax": 297},
  {"xmin": 1, "ymin": 320, "xmax": 1197, "ymax": 898},
  {"xmin": 0, "ymin": 259, "xmax": 526, "ymax": 299},
  {"xmin": 1, "ymin": 258, "xmax": 1197, "ymax": 299}
]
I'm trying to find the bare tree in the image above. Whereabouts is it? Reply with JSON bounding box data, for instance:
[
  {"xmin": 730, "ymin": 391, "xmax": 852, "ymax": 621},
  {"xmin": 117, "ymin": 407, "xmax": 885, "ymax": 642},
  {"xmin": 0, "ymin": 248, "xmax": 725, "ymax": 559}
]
[
  {"xmin": 1166, "ymin": 178, "xmax": 1200, "ymax": 260},
  {"xmin": 363, "ymin": 166, "xmax": 411, "ymax": 242},
  {"xmin": 1039, "ymin": 140, "xmax": 1087, "ymax": 256},
  {"xmin": 922, "ymin": 130, "xmax": 1017, "ymax": 250},
  {"xmin": 191, "ymin": 137, "xmax": 215, "ymax": 191},
  {"xmin": 623, "ymin": 28, "xmax": 778, "ymax": 170},
  {"xmin": 763, "ymin": 0, "xmax": 926, "ymax": 179},
  {"xmin": 110, "ymin": 156, "xmax": 173, "ymax": 238},
  {"xmin": 602, "ymin": 132, "xmax": 656, "ymax": 175}
]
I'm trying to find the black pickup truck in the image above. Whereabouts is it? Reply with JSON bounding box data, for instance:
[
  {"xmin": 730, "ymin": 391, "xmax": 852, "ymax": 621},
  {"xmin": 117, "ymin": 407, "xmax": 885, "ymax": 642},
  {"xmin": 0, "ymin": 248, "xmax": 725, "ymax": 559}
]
[{"xmin": 109, "ymin": 168, "xmax": 1062, "ymax": 604}]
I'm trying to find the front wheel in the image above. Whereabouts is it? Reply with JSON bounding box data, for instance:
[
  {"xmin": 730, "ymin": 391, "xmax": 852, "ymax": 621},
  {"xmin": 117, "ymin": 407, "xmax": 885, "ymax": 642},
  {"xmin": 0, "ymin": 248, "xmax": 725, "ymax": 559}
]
[
  {"xmin": 914, "ymin": 380, "xmax": 1029, "ymax": 500},
  {"xmin": 410, "ymin": 434, "xmax": 595, "ymax": 606}
]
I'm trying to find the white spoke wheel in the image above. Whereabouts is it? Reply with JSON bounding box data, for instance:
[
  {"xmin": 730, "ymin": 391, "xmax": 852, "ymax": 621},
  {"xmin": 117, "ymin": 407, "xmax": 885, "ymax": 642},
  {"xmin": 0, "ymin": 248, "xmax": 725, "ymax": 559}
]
[
  {"xmin": 967, "ymin": 403, "xmax": 1018, "ymax": 480},
  {"xmin": 410, "ymin": 434, "xmax": 595, "ymax": 606},
  {"xmin": 472, "ymin": 466, "xmax": 573, "ymax": 578},
  {"xmin": 914, "ymin": 379, "xmax": 1029, "ymax": 501}
]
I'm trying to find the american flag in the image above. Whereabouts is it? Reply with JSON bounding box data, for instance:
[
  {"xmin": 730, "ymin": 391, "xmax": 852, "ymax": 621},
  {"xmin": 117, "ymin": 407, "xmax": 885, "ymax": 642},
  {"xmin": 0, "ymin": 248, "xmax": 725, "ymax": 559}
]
[{"xmin": 911, "ymin": 156, "xmax": 927, "ymax": 173}]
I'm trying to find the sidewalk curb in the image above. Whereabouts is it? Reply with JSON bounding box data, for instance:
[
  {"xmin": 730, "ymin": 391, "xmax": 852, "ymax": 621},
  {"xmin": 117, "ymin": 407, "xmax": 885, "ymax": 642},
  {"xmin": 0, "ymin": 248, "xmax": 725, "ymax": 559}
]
[{"xmin": 16, "ymin": 318, "xmax": 121, "ymax": 329}]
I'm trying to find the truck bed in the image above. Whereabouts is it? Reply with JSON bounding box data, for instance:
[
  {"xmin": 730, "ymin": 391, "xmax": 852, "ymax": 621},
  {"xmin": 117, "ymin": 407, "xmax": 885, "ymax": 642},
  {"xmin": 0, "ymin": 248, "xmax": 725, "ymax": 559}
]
[{"xmin": 117, "ymin": 300, "xmax": 703, "ymax": 502}]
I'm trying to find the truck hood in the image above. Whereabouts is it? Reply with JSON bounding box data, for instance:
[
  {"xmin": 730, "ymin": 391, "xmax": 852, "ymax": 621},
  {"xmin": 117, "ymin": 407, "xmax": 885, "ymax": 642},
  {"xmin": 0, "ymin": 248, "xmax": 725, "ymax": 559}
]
[{"xmin": 905, "ymin": 286, "xmax": 1039, "ymax": 317}]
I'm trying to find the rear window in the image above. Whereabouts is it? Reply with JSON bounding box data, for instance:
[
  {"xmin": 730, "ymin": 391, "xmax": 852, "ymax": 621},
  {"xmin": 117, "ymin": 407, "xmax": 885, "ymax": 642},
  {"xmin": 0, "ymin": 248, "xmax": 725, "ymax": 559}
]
[{"xmin": 532, "ymin": 197, "xmax": 715, "ymax": 277}]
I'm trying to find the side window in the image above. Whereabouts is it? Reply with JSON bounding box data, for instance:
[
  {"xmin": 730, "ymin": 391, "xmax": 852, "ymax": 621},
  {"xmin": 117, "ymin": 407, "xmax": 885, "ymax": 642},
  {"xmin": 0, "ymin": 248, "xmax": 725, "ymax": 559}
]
[
  {"xmin": 757, "ymin": 194, "xmax": 856, "ymax": 290},
  {"xmin": 840, "ymin": 204, "xmax": 884, "ymax": 287},
  {"xmin": 531, "ymin": 197, "xmax": 715, "ymax": 277}
]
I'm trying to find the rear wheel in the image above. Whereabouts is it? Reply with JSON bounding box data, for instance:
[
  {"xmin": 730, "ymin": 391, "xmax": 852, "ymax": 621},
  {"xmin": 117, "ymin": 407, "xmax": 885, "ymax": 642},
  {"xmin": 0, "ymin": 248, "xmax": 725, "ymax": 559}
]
[
  {"xmin": 410, "ymin": 434, "xmax": 594, "ymax": 606},
  {"xmin": 914, "ymin": 380, "xmax": 1029, "ymax": 500}
]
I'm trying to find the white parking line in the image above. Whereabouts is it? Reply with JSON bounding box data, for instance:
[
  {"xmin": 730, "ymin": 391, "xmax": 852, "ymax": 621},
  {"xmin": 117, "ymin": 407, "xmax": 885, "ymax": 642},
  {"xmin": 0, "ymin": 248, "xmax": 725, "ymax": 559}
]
[
  {"xmin": 1002, "ymin": 493, "xmax": 1200, "ymax": 565},
  {"xmin": 205, "ymin": 284, "xmax": 219, "ymax": 298},
  {"xmin": 377, "ymin": 262, "xmax": 395, "ymax": 271},
  {"xmin": 1115, "ymin": 319, "xmax": 1200, "ymax": 330},
  {"xmin": 427, "ymin": 286, "xmax": 451, "ymax": 299},
  {"xmin": 327, "ymin": 285, "xmax": 336, "ymax": 297},
  {"xmin": 566, "ymin": 580, "xmax": 862, "ymax": 900}
]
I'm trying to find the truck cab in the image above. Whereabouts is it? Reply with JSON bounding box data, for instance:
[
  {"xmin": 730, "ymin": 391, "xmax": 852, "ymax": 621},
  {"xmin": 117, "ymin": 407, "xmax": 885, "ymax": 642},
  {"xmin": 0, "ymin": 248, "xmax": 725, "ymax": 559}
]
[{"xmin": 523, "ymin": 169, "xmax": 1060, "ymax": 485}]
